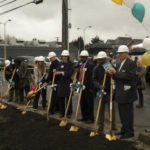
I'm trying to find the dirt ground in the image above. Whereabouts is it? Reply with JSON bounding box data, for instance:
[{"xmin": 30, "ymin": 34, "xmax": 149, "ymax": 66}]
[{"xmin": 0, "ymin": 106, "xmax": 135, "ymax": 150}]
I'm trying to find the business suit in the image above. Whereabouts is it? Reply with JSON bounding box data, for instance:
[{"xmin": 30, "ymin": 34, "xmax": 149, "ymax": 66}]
[
  {"xmin": 57, "ymin": 61, "xmax": 74, "ymax": 117},
  {"xmin": 114, "ymin": 58, "xmax": 137, "ymax": 136},
  {"xmin": 79, "ymin": 61, "xmax": 94, "ymax": 122},
  {"xmin": 46, "ymin": 59, "xmax": 60, "ymax": 114},
  {"xmin": 93, "ymin": 63, "xmax": 116, "ymax": 130}
]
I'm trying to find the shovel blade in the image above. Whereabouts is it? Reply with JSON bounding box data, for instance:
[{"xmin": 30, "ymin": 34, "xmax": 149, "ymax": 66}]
[
  {"xmin": 105, "ymin": 134, "xmax": 117, "ymax": 141},
  {"xmin": 0, "ymin": 105, "xmax": 7, "ymax": 110},
  {"xmin": 89, "ymin": 131, "xmax": 98, "ymax": 137},
  {"xmin": 59, "ymin": 120, "xmax": 67, "ymax": 127},
  {"xmin": 69, "ymin": 126, "xmax": 79, "ymax": 132},
  {"xmin": 21, "ymin": 111, "xmax": 27, "ymax": 115}
]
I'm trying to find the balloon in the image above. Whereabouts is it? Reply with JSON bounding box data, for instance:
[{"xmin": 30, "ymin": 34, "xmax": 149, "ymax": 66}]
[
  {"xmin": 123, "ymin": 0, "xmax": 135, "ymax": 8},
  {"xmin": 141, "ymin": 52, "xmax": 150, "ymax": 66},
  {"xmin": 143, "ymin": 37, "xmax": 150, "ymax": 51},
  {"xmin": 112, "ymin": 0, "xmax": 123, "ymax": 5},
  {"xmin": 132, "ymin": 3, "xmax": 145, "ymax": 23}
]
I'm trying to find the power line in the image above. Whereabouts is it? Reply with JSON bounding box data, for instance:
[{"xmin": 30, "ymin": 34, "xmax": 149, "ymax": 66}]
[
  {"xmin": 0, "ymin": 0, "xmax": 43, "ymax": 16},
  {"xmin": 0, "ymin": 0, "xmax": 17, "ymax": 8},
  {"xmin": 0, "ymin": 0, "xmax": 8, "ymax": 4},
  {"xmin": 0, "ymin": 1, "xmax": 34, "ymax": 16}
]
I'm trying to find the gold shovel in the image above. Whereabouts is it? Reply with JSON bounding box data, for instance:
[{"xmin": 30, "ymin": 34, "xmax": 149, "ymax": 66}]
[
  {"xmin": 3, "ymin": 68, "xmax": 16, "ymax": 98},
  {"xmin": 59, "ymin": 72, "xmax": 77, "ymax": 127},
  {"xmin": 46, "ymin": 73, "xmax": 55, "ymax": 121},
  {"xmin": 90, "ymin": 73, "xmax": 107, "ymax": 137},
  {"xmin": 105, "ymin": 74, "xmax": 117, "ymax": 141},
  {"xmin": 21, "ymin": 84, "xmax": 47, "ymax": 115},
  {"xmin": 69, "ymin": 68, "xmax": 86, "ymax": 132}
]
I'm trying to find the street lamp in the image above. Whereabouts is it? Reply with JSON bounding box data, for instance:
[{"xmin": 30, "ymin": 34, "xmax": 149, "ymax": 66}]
[
  {"xmin": 0, "ymin": 19, "xmax": 11, "ymax": 85},
  {"xmin": 0, "ymin": 19, "xmax": 11, "ymax": 61},
  {"xmin": 77, "ymin": 26, "xmax": 92, "ymax": 49}
]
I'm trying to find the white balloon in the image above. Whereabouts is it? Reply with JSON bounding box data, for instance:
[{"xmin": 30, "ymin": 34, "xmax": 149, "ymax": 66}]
[
  {"xmin": 123, "ymin": 0, "xmax": 135, "ymax": 8},
  {"xmin": 143, "ymin": 38, "xmax": 150, "ymax": 51}
]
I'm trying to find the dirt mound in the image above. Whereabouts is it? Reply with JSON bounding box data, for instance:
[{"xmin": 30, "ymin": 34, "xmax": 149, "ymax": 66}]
[{"xmin": 0, "ymin": 106, "xmax": 135, "ymax": 150}]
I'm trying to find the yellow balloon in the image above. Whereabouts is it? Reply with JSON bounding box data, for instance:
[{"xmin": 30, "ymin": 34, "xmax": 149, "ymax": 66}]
[
  {"xmin": 141, "ymin": 52, "xmax": 150, "ymax": 66},
  {"xmin": 112, "ymin": 0, "xmax": 123, "ymax": 5}
]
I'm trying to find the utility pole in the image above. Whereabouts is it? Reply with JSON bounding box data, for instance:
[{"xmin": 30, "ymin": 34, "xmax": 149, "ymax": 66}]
[{"xmin": 62, "ymin": 0, "xmax": 68, "ymax": 50}]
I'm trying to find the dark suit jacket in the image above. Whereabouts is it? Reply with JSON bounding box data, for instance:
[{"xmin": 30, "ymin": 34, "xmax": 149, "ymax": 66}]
[
  {"xmin": 78, "ymin": 61, "xmax": 94, "ymax": 91},
  {"xmin": 46, "ymin": 59, "xmax": 59, "ymax": 84},
  {"xmin": 114, "ymin": 58, "xmax": 137, "ymax": 104},
  {"xmin": 93, "ymin": 64, "xmax": 111, "ymax": 94},
  {"xmin": 57, "ymin": 61, "xmax": 74, "ymax": 97}
]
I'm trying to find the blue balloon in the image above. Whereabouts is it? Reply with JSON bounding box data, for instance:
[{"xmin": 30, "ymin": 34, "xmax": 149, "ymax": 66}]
[{"xmin": 132, "ymin": 3, "xmax": 145, "ymax": 23}]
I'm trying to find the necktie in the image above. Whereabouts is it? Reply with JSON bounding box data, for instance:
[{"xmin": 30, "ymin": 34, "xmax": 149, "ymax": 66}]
[{"xmin": 79, "ymin": 64, "xmax": 84, "ymax": 83}]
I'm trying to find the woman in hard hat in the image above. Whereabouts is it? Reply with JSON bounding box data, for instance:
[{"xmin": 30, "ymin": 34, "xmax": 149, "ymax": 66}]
[
  {"xmin": 33, "ymin": 56, "xmax": 47, "ymax": 110},
  {"xmin": 54, "ymin": 50, "xmax": 74, "ymax": 118},
  {"xmin": 136, "ymin": 60, "xmax": 146, "ymax": 108},
  {"xmin": 5, "ymin": 60, "xmax": 15, "ymax": 102}
]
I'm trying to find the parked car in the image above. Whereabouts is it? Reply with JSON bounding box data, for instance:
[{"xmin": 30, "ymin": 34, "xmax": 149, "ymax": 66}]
[{"xmin": 13, "ymin": 56, "xmax": 35, "ymax": 68}]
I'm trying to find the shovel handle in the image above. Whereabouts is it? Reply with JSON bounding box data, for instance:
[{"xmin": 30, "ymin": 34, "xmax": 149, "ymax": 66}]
[
  {"xmin": 94, "ymin": 73, "xmax": 107, "ymax": 128},
  {"xmin": 74, "ymin": 69, "xmax": 86, "ymax": 121},
  {"xmin": 46, "ymin": 73, "xmax": 56, "ymax": 120},
  {"xmin": 5, "ymin": 69, "xmax": 16, "ymax": 96},
  {"xmin": 64, "ymin": 72, "xmax": 77, "ymax": 120}
]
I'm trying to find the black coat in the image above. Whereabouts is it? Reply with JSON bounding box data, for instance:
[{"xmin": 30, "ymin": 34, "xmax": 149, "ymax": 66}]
[
  {"xmin": 57, "ymin": 61, "xmax": 74, "ymax": 97},
  {"xmin": 78, "ymin": 61, "xmax": 94, "ymax": 91},
  {"xmin": 46, "ymin": 59, "xmax": 60, "ymax": 84},
  {"xmin": 93, "ymin": 64, "xmax": 111, "ymax": 94},
  {"xmin": 114, "ymin": 58, "xmax": 137, "ymax": 104}
]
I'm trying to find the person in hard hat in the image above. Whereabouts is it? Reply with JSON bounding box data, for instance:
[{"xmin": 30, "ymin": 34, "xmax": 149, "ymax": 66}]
[
  {"xmin": 108, "ymin": 45, "xmax": 137, "ymax": 139},
  {"xmin": 77, "ymin": 50, "xmax": 94, "ymax": 123},
  {"xmin": 45, "ymin": 52, "xmax": 60, "ymax": 114},
  {"xmin": 93, "ymin": 51, "xmax": 116, "ymax": 132},
  {"xmin": 34, "ymin": 56, "xmax": 39, "ymax": 65},
  {"xmin": 14, "ymin": 57, "xmax": 31, "ymax": 103},
  {"xmin": 5, "ymin": 60, "xmax": 15, "ymax": 102},
  {"xmin": 54, "ymin": 50, "xmax": 74, "ymax": 118},
  {"xmin": 33, "ymin": 56, "xmax": 47, "ymax": 110},
  {"xmin": 136, "ymin": 60, "xmax": 146, "ymax": 108}
]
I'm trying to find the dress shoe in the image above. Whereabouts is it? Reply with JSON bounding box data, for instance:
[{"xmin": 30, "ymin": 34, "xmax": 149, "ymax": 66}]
[
  {"xmin": 78, "ymin": 118, "xmax": 87, "ymax": 122},
  {"xmin": 115, "ymin": 132, "xmax": 124, "ymax": 135},
  {"xmin": 85, "ymin": 120, "xmax": 94, "ymax": 124},
  {"xmin": 120, "ymin": 133, "xmax": 134, "ymax": 139},
  {"xmin": 136, "ymin": 105, "xmax": 143, "ymax": 108},
  {"xmin": 8, "ymin": 99, "xmax": 13, "ymax": 102}
]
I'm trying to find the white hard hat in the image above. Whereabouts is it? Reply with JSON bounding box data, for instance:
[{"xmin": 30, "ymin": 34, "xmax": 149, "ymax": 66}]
[
  {"xmin": 117, "ymin": 45, "xmax": 129, "ymax": 53},
  {"xmin": 80, "ymin": 50, "xmax": 89, "ymax": 57},
  {"xmin": 97, "ymin": 51, "xmax": 107, "ymax": 59},
  {"xmin": 34, "ymin": 56, "xmax": 39, "ymax": 62},
  {"xmin": 38, "ymin": 56, "xmax": 45, "ymax": 62},
  {"xmin": 5, "ymin": 60, "xmax": 11, "ymax": 67},
  {"xmin": 47, "ymin": 52, "xmax": 56, "ymax": 59},
  {"xmin": 61, "ymin": 50, "xmax": 69, "ymax": 56}
]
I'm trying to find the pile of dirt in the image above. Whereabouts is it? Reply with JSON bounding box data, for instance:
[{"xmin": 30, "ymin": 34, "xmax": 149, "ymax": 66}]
[{"xmin": 0, "ymin": 106, "xmax": 135, "ymax": 150}]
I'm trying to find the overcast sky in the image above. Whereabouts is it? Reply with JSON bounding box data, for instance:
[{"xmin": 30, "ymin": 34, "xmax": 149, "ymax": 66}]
[{"xmin": 0, "ymin": 0, "xmax": 150, "ymax": 44}]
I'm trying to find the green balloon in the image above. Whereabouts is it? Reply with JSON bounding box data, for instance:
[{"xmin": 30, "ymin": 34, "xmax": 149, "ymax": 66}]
[{"xmin": 132, "ymin": 3, "xmax": 145, "ymax": 23}]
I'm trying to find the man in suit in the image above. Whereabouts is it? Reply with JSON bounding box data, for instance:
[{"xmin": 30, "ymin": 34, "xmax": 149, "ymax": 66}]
[
  {"xmin": 108, "ymin": 45, "xmax": 137, "ymax": 139},
  {"xmin": 45, "ymin": 52, "xmax": 60, "ymax": 114},
  {"xmin": 78, "ymin": 50, "xmax": 94, "ymax": 123},
  {"xmin": 93, "ymin": 51, "xmax": 116, "ymax": 132}
]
